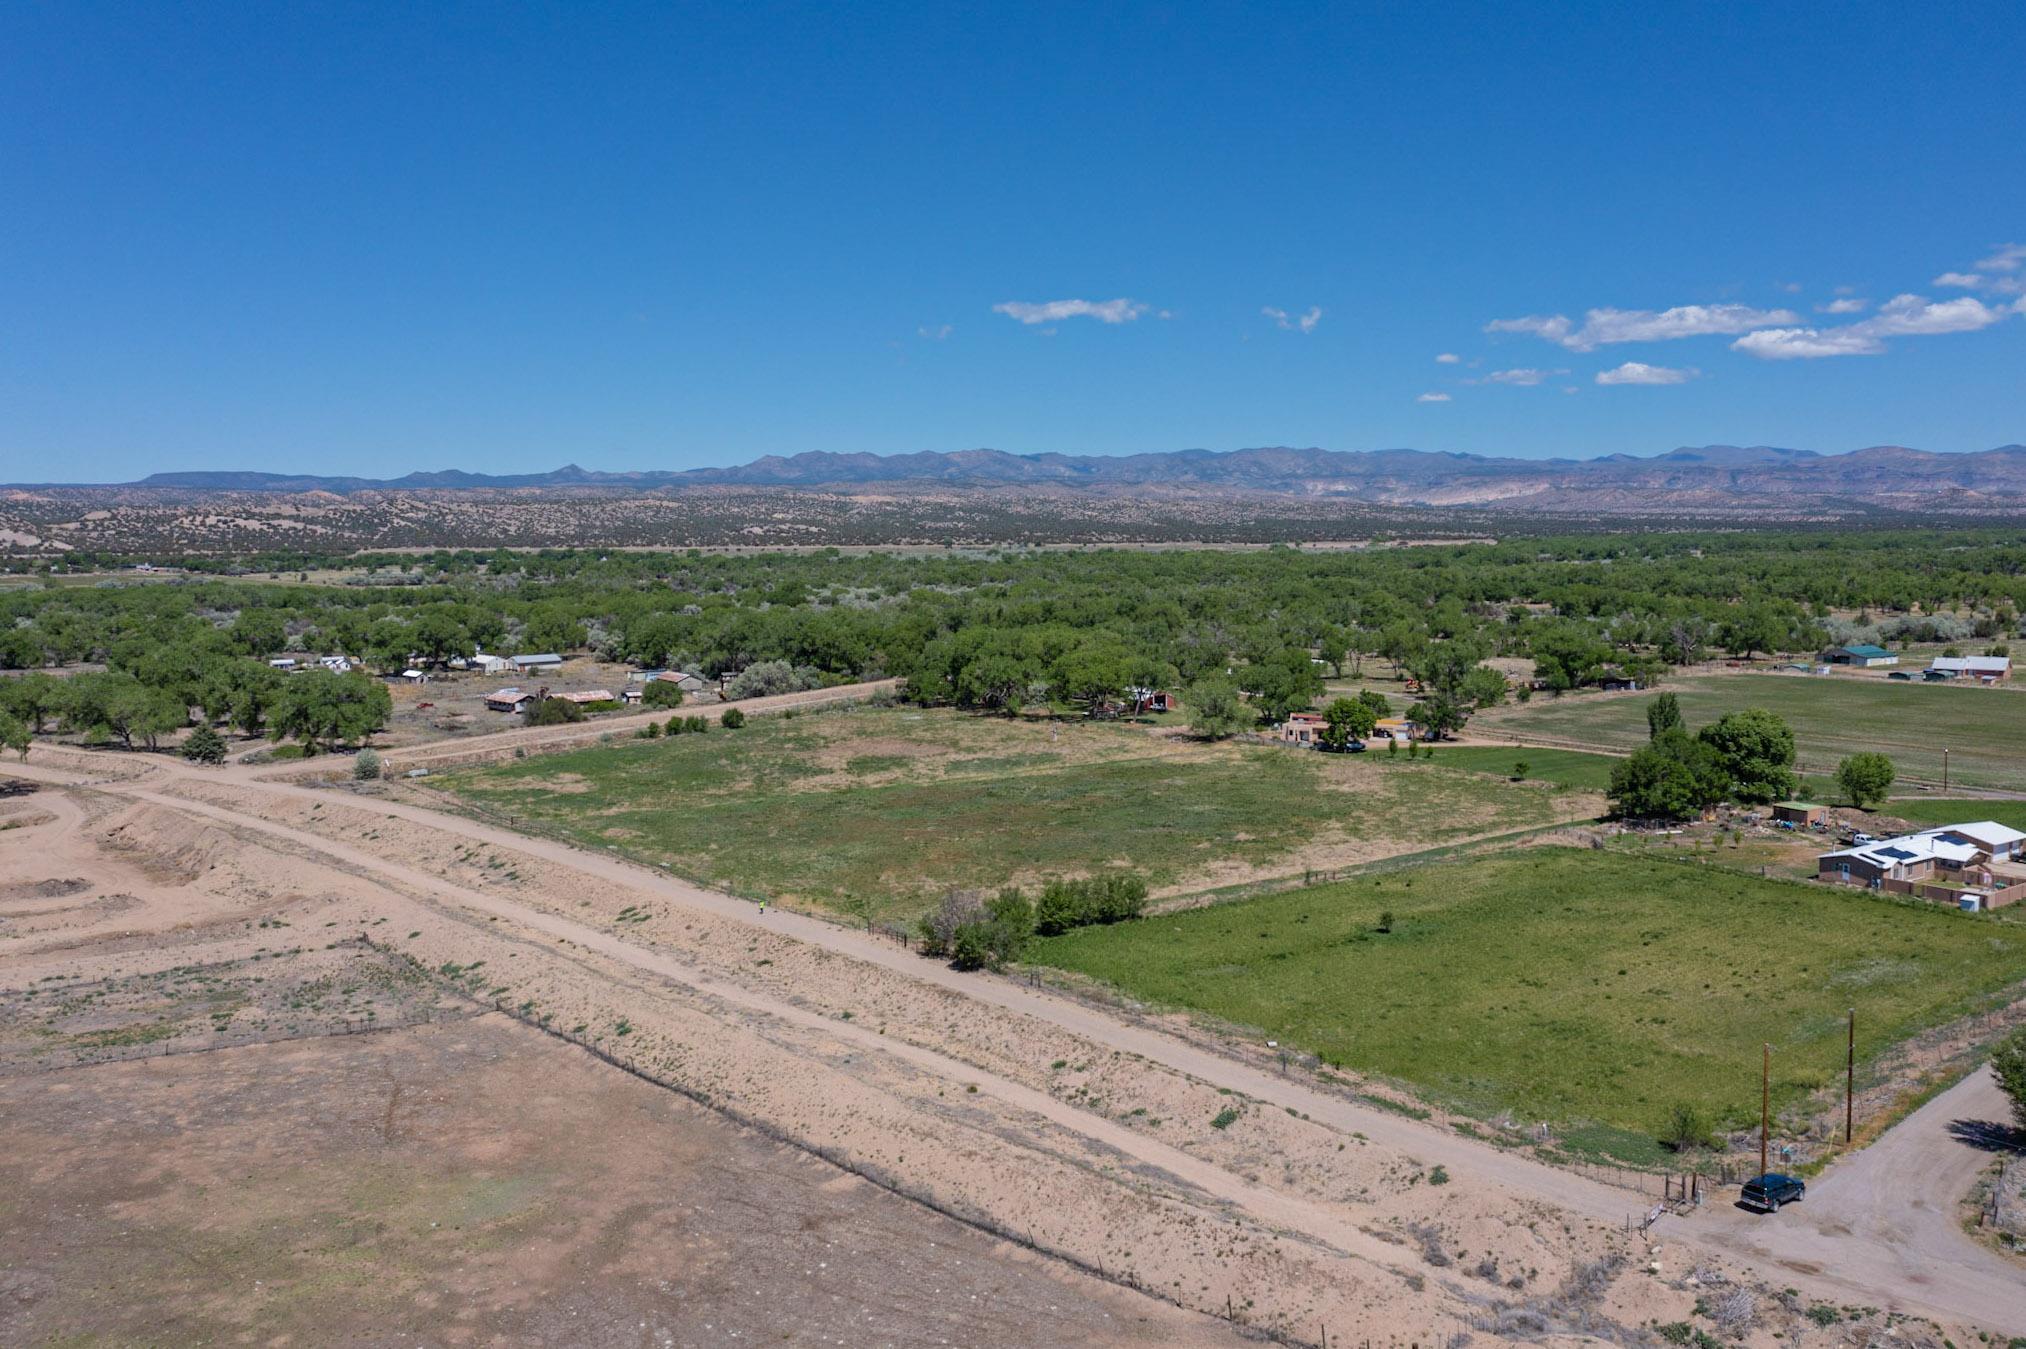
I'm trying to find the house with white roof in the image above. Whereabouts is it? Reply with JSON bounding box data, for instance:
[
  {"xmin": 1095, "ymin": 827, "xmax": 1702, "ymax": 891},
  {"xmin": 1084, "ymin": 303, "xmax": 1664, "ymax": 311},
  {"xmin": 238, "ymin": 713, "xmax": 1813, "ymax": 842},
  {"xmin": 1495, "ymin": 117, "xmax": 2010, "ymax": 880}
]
[
  {"xmin": 1925, "ymin": 655, "xmax": 2010, "ymax": 682},
  {"xmin": 1818, "ymin": 820, "xmax": 2026, "ymax": 909}
]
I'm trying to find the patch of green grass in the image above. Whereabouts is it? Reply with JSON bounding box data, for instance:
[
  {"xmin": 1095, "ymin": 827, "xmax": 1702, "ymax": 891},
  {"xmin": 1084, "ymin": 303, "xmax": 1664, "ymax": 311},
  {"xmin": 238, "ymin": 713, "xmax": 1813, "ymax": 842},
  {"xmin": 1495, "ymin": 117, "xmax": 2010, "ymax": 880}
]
[
  {"xmin": 1028, "ymin": 848, "xmax": 2026, "ymax": 1140},
  {"xmin": 1426, "ymin": 745, "xmax": 1619, "ymax": 791},
  {"xmin": 1886, "ymin": 799, "xmax": 2026, "ymax": 832},
  {"xmin": 1480, "ymin": 674, "xmax": 2026, "ymax": 791},
  {"xmin": 432, "ymin": 707, "xmax": 1582, "ymax": 918}
]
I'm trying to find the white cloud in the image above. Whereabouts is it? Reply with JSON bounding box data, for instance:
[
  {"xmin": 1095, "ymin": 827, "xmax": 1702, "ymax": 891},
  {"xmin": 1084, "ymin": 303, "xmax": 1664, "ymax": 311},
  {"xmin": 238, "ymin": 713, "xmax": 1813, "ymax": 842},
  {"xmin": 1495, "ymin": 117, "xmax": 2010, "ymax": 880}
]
[
  {"xmin": 1733, "ymin": 291, "xmax": 2011, "ymax": 360},
  {"xmin": 1434, "ymin": 352, "xmax": 1460, "ymax": 364},
  {"xmin": 1486, "ymin": 303, "xmax": 1799, "ymax": 351},
  {"xmin": 1477, "ymin": 367, "xmax": 1564, "ymax": 386},
  {"xmin": 1816, "ymin": 297, "xmax": 1868, "ymax": 314},
  {"xmin": 1595, "ymin": 361, "xmax": 1697, "ymax": 386},
  {"xmin": 1975, "ymin": 243, "xmax": 2026, "ymax": 273},
  {"xmin": 992, "ymin": 298, "xmax": 1150, "ymax": 325},
  {"xmin": 1730, "ymin": 327, "xmax": 1884, "ymax": 359},
  {"xmin": 1262, "ymin": 305, "xmax": 1323, "ymax": 334},
  {"xmin": 1779, "ymin": 282, "xmax": 1803, "ymax": 294},
  {"xmin": 1933, "ymin": 272, "xmax": 1983, "ymax": 289},
  {"xmin": 917, "ymin": 324, "xmax": 953, "ymax": 340},
  {"xmin": 1415, "ymin": 392, "xmax": 1452, "ymax": 403},
  {"xmin": 1862, "ymin": 292, "xmax": 2008, "ymax": 336}
]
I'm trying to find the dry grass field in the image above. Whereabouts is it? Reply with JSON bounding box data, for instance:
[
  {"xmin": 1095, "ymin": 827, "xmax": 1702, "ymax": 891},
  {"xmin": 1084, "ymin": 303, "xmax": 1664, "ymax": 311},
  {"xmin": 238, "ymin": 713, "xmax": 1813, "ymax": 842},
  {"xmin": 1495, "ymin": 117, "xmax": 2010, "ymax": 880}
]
[{"xmin": 430, "ymin": 705, "xmax": 1605, "ymax": 916}]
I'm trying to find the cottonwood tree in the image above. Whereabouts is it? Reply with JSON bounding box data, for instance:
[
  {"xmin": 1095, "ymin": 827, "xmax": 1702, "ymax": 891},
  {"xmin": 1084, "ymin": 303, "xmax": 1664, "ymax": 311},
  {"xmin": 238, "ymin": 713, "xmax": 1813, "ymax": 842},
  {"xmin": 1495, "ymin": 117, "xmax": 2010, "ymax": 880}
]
[{"xmin": 1835, "ymin": 752, "xmax": 1895, "ymax": 808}]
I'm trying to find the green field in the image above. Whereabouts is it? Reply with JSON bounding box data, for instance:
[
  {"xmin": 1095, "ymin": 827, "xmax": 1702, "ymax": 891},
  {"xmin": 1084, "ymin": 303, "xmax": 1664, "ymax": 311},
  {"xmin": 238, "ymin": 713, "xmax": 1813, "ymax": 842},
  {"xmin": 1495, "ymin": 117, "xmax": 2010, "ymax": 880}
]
[
  {"xmin": 1423, "ymin": 746, "xmax": 1620, "ymax": 792},
  {"xmin": 1887, "ymin": 799, "xmax": 2026, "ymax": 832},
  {"xmin": 429, "ymin": 706, "xmax": 1595, "ymax": 917},
  {"xmin": 1029, "ymin": 849, "xmax": 2026, "ymax": 1159},
  {"xmin": 1477, "ymin": 673, "xmax": 2026, "ymax": 792}
]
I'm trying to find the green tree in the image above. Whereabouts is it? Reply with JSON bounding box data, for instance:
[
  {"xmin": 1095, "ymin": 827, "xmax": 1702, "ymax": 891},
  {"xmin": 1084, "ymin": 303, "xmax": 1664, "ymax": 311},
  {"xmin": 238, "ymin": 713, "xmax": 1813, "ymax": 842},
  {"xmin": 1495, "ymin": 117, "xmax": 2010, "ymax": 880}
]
[
  {"xmin": 0, "ymin": 671, "xmax": 64, "ymax": 733},
  {"xmin": 1609, "ymin": 729, "xmax": 1730, "ymax": 821},
  {"xmin": 641, "ymin": 680, "xmax": 685, "ymax": 709},
  {"xmin": 1835, "ymin": 752, "xmax": 1896, "ymax": 808},
  {"xmin": 1185, "ymin": 678, "xmax": 1246, "ymax": 739},
  {"xmin": 1990, "ymin": 1027, "xmax": 2026, "ymax": 1132},
  {"xmin": 180, "ymin": 724, "xmax": 228, "ymax": 764},
  {"xmin": 1240, "ymin": 649, "xmax": 1324, "ymax": 723},
  {"xmin": 269, "ymin": 670, "xmax": 392, "ymax": 752},
  {"xmin": 720, "ymin": 707, "xmax": 747, "ymax": 728},
  {"xmin": 0, "ymin": 709, "xmax": 28, "ymax": 761},
  {"xmin": 1696, "ymin": 708, "xmax": 1797, "ymax": 805},
  {"xmin": 524, "ymin": 695, "xmax": 585, "ymax": 727},
  {"xmin": 1661, "ymin": 1103, "xmax": 1712, "ymax": 1153},
  {"xmin": 1322, "ymin": 696, "xmax": 1378, "ymax": 749},
  {"xmin": 1646, "ymin": 692, "xmax": 1683, "ymax": 739},
  {"xmin": 1530, "ymin": 624, "xmax": 1611, "ymax": 692}
]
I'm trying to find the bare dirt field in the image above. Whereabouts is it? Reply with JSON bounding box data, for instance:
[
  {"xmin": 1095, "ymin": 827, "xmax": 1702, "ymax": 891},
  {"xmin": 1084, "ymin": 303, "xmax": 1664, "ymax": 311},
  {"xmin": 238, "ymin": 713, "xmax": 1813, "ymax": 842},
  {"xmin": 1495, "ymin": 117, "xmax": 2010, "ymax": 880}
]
[{"xmin": 1, "ymin": 1012, "xmax": 1237, "ymax": 1347}]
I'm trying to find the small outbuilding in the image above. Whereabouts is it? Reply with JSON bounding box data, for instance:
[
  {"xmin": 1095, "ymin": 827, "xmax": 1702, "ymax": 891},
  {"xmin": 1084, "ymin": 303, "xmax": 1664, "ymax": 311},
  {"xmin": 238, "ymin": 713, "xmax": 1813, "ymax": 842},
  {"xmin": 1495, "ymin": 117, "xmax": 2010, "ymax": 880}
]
[
  {"xmin": 485, "ymin": 689, "xmax": 535, "ymax": 713},
  {"xmin": 512, "ymin": 653, "xmax": 565, "ymax": 673},
  {"xmin": 1772, "ymin": 801, "xmax": 1827, "ymax": 827}
]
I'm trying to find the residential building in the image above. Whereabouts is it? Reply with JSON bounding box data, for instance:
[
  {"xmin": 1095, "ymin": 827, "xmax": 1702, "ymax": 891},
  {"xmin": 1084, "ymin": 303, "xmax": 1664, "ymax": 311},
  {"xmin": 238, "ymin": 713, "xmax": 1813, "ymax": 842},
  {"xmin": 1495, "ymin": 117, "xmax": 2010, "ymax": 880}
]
[
  {"xmin": 1373, "ymin": 716, "xmax": 1425, "ymax": 743},
  {"xmin": 484, "ymin": 689, "xmax": 535, "ymax": 713},
  {"xmin": 512, "ymin": 653, "xmax": 565, "ymax": 672},
  {"xmin": 1277, "ymin": 711, "xmax": 1327, "ymax": 747},
  {"xmin": 1818, "ymin": 820, "xmax": 2026, "ymax": 909}
]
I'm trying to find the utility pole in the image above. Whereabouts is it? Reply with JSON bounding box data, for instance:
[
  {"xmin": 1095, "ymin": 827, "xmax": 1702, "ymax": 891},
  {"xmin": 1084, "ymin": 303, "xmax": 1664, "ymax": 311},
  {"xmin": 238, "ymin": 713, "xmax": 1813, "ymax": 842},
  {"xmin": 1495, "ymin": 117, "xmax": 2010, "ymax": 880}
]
[
  {"xmin": 1846, "ymin": 1008, "xmax": 1856, "ymax": 1144},
  {"xmin": 1760, "ymin": 1042, "xmax": 1771, "ymax": 1178}
]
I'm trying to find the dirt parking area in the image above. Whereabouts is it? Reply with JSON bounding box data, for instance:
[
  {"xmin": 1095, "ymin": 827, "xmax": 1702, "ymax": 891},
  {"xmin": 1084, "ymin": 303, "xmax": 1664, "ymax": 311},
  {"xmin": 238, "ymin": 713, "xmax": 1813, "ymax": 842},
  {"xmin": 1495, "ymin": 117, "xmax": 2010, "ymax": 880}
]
[{"xmin": 0, "ymin": 1011, "xmax": 1241, "ymax": 1348}]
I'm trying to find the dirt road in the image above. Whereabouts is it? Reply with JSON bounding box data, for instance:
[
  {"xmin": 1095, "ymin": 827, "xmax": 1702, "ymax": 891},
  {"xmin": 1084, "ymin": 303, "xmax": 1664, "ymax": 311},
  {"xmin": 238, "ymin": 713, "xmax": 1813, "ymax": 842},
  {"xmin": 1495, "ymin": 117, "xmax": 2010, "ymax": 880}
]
[
  {"xmin": 244, "ymin": 677, "xmax": 902, "ymax": 775},
  {"xmin": 1690, "ymin": 1067, "xmax": 2023, "ymax": 1323},
  {"xmin": 9, "ymin": 746, "xmax": 2023, "ymax": 1333}
]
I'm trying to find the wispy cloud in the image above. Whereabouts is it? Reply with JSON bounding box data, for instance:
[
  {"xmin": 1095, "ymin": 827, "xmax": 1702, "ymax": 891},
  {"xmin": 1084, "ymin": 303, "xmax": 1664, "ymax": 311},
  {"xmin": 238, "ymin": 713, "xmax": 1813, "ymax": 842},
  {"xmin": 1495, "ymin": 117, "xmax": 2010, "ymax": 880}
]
[
  {"xmin": 917, "ymin": 323, "xmax": 953, "ymax": 340},
  {"xmin": 1486, "ymin": 303, "xmax": 1798, "ymax": 351},
  {"xmin": 1731, "ymin": 292, "xmax": 2012, "ymax": 359},
  {"xmin": 1976, "ymin": 242, "xmax": 2026, "ymax": 273},
  {"xmin": 1595, "ymin": 361, "xmax": 1697, "ymax": 386},
  {"xmin": 1475, "ymin": 367, "xmax": 1566, "ymax": 386},
  {"xmin": 992, "ymin": 298, "xmax": 1150, "ymax": 325},
  {"xmin": 1816, "ymin": 297, "xmax": 1868, "ymax": 314},
  {"xmin": 1415, "ymin": 392, "xmax": 1452, "ymax": 403},
  {"xmin": 1933, "ymin": 272, "xmax": 1982, "ymax": 289},
  {"xmin": 1434, "ymin": 352, "xmax": 1460, "ymax": 364},
  {"xmin": 1262, "ymin": 305, "xmax": 1322, "ymax": 334}
]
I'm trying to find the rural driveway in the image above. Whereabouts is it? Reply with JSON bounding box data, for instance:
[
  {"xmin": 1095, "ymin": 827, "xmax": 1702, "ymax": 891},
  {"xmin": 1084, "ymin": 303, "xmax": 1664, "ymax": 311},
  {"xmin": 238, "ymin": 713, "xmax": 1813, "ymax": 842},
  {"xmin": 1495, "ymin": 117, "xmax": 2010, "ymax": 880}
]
[{"xmin": 1688, "ymin": 1066, "xmax": 2023, "ymax": 1327}]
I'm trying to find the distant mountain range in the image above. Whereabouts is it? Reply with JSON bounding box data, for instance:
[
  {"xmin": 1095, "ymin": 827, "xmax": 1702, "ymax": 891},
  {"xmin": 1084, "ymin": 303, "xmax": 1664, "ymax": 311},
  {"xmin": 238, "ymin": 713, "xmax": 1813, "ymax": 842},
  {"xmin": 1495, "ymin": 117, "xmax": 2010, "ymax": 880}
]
[{"xmin": 10, "ymin": 443, "xmax": 2026, "ymax": 511}]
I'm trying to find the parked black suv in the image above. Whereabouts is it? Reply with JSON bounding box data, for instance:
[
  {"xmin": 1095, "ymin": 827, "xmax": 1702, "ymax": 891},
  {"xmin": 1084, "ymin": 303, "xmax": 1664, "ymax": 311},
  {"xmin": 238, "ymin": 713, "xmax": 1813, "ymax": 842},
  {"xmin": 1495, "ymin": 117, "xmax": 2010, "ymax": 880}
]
[{"xmin": 1739, "ymin": 1173, "xmax": 1805, "ymax": 1212}]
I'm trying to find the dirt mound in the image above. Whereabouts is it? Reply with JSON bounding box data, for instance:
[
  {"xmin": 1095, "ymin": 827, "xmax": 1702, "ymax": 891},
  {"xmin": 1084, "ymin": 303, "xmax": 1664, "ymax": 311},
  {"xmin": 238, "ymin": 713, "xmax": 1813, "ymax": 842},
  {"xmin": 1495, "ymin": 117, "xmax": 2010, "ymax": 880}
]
[{"xmin": 100, "ymin": 804, "xmax": 237, "ymax": 885}]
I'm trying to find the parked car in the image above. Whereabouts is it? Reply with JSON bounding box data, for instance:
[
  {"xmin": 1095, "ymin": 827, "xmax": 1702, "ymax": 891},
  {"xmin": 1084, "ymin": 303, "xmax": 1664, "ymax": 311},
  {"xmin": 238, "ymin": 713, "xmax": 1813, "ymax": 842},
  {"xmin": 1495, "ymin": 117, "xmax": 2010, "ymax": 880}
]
[{"xmin": 1739, "ymin": 1173, "xmax": 1805, "ymax": 1212}]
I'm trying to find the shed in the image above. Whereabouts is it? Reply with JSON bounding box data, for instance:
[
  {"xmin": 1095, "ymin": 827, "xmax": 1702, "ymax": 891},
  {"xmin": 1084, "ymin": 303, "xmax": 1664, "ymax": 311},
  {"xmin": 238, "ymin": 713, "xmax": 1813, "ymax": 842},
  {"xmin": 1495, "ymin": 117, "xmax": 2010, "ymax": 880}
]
[
  {"xmin": 1772, "ymin": 802, "xmax": 1826, "ymax": 826},
  {"xmin": 484, "ymin": 689, "xmax": 535, "ymax": 713},
  {"xmin": 512, "ymin": 653, "xmax": 565, "ymax": 672}
]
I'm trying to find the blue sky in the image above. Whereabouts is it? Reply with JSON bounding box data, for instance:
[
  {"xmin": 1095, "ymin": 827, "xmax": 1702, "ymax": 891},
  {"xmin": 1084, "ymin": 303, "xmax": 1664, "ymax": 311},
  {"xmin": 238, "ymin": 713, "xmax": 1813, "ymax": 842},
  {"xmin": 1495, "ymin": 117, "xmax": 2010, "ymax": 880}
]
[{"xmin": 4, "ymin": 2, "xmax": 2023, "ymax": 480}]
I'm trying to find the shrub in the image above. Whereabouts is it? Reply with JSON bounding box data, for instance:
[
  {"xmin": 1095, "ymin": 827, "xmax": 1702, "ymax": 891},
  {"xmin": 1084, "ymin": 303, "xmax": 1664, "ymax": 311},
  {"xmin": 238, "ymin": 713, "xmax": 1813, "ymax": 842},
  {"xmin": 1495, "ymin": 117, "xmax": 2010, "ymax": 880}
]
[
  {"xmin": 665, "ymin": 717, "xmax": 684, "ymax": 735},
  {"xmin": 641, "ymin": 680, "xmax": 685, "ymax": 709},
  {"xmin": 726, "ymin": 660, "xmax": 809, "ymax": 700},
  {"xmin": 1511, "ymin": 759, "xmax": 1529, "ymax": 781},
  {"xmin": 721, "ymin": 707, "xmax": 747, "ymax": 729},
  {"xmin": 353, "ymin": 747, "xmax": 382, "ymax": 780},
  {"xmin": 1034, "ymin": 873, "xmax": 1148, "ymax": 935},
  {"xmin": 180, "ymin": 724, "xmax": 228, "ymax": 765},
  {"xmin": 1992, "ymin": 1027, "xmax": 2026, "ymax": 1131},
  {"xmin": 1661, "ymin": 1102, "xmax": 1711, "ymax": 1152},
  {"xmin": 525, "ymin": 696, "xmax": 584, "ymax": 727},
  {"xmin": 686, "ymin": 715, "xmax": 708, "ymax": 734},
  {"xmin": 1376, "ymin": 909, "xmax": 1394, "ymax": 933},
  {"xmin": 1210, "ymin": 1106, "xmax": 1240, "ymax": 1130}
]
